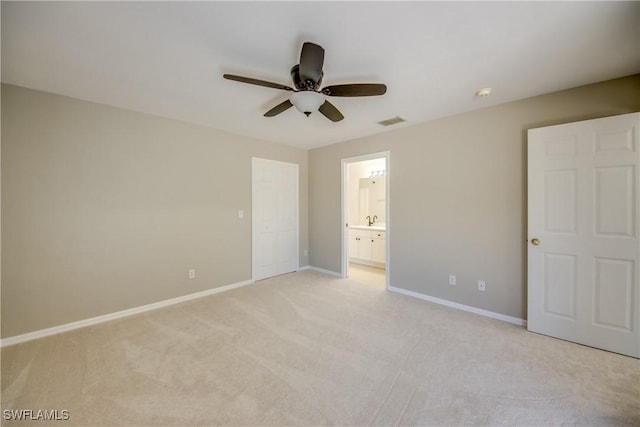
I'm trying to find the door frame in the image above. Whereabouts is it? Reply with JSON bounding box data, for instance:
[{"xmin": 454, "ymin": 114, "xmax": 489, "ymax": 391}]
[
  {"xmin": 341, "ymin": 151, "xmax": 391, "ymax": 288},
  {"xmin": 252, "ymin": 157, "xmax": 299, "ymax": 282}
]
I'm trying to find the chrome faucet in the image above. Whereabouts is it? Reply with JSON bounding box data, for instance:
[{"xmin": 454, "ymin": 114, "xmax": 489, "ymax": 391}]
[{"xmin": 366, "ymin": 215, "xmax": 373, "ymax": 226}]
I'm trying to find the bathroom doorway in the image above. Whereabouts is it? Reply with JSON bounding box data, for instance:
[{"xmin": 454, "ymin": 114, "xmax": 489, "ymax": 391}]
[{"xmin": 341, "ymin": 152, "xmax": 390, "ymax": 289}]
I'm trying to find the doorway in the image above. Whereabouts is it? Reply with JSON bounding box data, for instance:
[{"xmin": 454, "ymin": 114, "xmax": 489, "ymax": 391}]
[{"xmin": 341, "ymin": 152, "xmax": 390, "ymax": 289}]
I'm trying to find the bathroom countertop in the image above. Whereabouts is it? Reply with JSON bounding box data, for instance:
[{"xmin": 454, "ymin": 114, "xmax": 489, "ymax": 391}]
[{"xmin": 350, "ymin": 225, "xmax": 386, "ymax": 232}]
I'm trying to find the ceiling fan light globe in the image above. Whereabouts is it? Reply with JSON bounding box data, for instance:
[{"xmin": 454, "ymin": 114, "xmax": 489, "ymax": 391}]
[{"xmin": 291, "ymin": 91, "xmax": 324, "ymax": 115}]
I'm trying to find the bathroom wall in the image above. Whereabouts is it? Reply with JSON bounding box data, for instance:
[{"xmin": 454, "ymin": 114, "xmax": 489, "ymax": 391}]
[{"xmin": 347, "ymin": 158, "xmax": 386, "ymax": 226}]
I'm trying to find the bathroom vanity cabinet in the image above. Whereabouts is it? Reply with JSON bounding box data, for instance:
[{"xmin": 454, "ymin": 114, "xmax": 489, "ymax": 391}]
[{"xmin": 349, "ymin": 227, "xmax": 385, "ymax": 267}]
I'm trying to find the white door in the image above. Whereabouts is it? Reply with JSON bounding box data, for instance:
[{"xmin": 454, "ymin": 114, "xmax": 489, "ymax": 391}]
[
  {"xmin": 358, "ymin": 236, "xmax": 372, "ymax": 261},
  {"xmin": 372, "ymin": 236, "xmax": 385, "ymax": 264},
  {"xmin": 528, "ymin": 112, "xmax": 640, "ymax": 358},
  {"xmin": 252, "ymin": 158, "xmax": 298, "ymax": 281},
  {"xmin": 349, "ymin": 232, "xmax": 359, "ymax": 259}
]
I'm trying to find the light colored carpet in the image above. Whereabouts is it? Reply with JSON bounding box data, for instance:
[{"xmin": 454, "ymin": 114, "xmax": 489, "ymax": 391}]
[{"xmin": 2, "ymin": 270, "xmax": 639, "ymax": 426}]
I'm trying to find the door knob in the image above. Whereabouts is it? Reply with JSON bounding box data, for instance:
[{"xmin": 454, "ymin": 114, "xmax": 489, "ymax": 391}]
[{"xmin": 531, "ymin": 238, "xmax": 540, "ymax": 246}]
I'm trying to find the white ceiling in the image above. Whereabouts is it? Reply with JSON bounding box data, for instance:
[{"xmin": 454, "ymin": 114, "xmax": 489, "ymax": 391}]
[{"xmin": 3, "ymin": 1, "xmax": 639, "ymax": 149}]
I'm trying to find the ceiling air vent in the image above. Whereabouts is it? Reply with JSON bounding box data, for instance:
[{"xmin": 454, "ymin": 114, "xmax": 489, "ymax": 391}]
[{"xmin": 377, "ymin": 116, "xmax": 406, "ymax": 126}]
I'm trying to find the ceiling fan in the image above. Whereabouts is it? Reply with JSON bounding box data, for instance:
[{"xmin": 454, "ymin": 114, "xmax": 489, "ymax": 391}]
[{"xmin": 223, "ymin": 42, "xmax": 387, "ymax": 122}]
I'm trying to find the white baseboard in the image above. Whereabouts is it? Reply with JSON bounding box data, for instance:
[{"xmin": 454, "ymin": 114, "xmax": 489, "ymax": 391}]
[
  {"xmin": 1, "ymin": 279, "xmax": 254, "ymax": 348},
  {"xmin": 298, "ymin": 265, "xmax": 342, "ymax": 278},
  {"xmin": 388, "ymin": 285, "xmax": 527, "ymax": 327},
  {"xmin": 2, "ymin": 274, "xmax": 525, "ymax": 347}
]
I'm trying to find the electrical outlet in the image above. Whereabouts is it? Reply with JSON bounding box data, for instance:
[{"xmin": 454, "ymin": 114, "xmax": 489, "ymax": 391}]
[
  {"xmin": 478, "ymin": 280, "xmax": 486, "ymax": 291},
  {"xmin": 449, "ymin": 275, "xmax": 456, "ymax": 286},
  {"xmin": 188, "ymin": 269, "xmax": 196, "ymax": 279}
]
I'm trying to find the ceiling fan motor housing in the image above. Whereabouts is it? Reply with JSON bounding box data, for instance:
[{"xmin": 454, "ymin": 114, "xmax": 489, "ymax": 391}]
[{"xmin": 291, "ymin": 65, "xmax": 323, "ymax": 91}]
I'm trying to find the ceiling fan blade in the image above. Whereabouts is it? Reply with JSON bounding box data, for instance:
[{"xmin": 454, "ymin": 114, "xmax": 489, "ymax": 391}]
[
  {"xmin": 322, "ymin": 83, "xmax": 387, "ymax": 97},
  {"xmin": 318, "ymin": 100, "xmax": 344, "ymax": 122},
  {"xmin": 223, "ymin": 74, "xmax": 294, "ymax": 91},
  {"xmin": 264, "ymin": 99, "xmax": 293, "ymax": 117},
  {"xmin": 299, "ymin": 42, "xmax": 325, "ymax": 83}
]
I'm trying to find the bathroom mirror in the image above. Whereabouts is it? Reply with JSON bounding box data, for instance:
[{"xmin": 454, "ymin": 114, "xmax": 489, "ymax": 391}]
[{"xmin": 359, "ymin": 176, "xmax": 386, "ymax": 224}]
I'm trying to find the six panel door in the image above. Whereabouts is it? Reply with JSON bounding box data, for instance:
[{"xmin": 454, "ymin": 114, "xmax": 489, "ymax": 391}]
[
  {"xmin": 528, "ymin": 112, "xmax": 639, "ymax": 358},
  {"xmin": 252, "ymin": 158, "xmax": 299, "ymax": 281}
]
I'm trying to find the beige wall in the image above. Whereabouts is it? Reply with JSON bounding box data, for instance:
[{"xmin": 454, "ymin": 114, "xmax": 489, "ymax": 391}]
[
  {"xmin": 1, "ymin": 84, "xmax": 309, "ymax": 338},
  {"xmin": 3, "ymin": 75, "xmax": 639, "ymax": 337},
  {"xmin": 309, "ymin": 74, "xmax": 640, "ymax": 320}
]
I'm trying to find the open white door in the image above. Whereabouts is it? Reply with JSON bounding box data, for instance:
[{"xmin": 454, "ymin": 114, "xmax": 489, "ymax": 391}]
[
  {"xmin": 252, "ymin": 158, "xmax": 298, "ymax": 281},
  {"xmin": 528, "ymin": 112, "xmax": 640, "ymax": 358}
]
